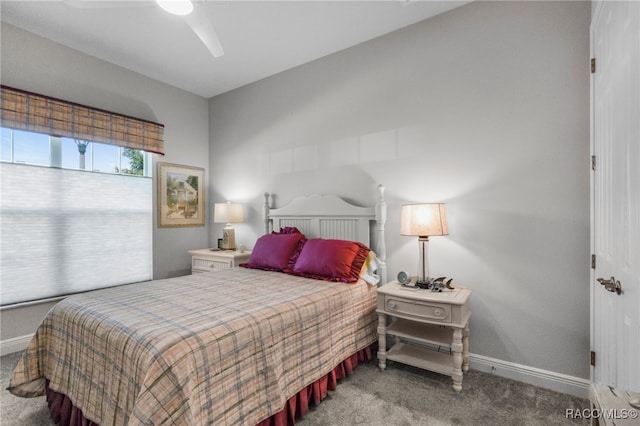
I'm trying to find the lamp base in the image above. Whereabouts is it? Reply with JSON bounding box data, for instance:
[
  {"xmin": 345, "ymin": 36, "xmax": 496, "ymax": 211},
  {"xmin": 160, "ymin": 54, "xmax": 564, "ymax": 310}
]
[
  {"xmin": 416, "ymin": 236, "xmax": 431, "ymax": 286},
  {"xmin": 220, "ymin": 226, "xmax": 236, "ymax": 250}
]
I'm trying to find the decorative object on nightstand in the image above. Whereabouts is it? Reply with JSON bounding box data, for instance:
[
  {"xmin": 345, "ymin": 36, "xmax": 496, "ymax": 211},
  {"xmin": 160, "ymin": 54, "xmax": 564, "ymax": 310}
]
[
  {"xmin": 377, "ymin": 279, "xmax": 471, "ymax": 392},
  {"xmin": 400, "ymin": 203, "xmax": 448, "ymax": 289},
  {"xmin": 397, "ymin": 271, "xmax": 413, "ymax": 286},
  {"xmin": 188, "ymin": 249, "xmax": 251, "ymax": 274},
  {"xmin": 426, "ymin": 276, "xmax": 455, "ymax": 292},
  {"xmin": 214, "ymin": 202, "xmax": 244, "ymax": 250}
]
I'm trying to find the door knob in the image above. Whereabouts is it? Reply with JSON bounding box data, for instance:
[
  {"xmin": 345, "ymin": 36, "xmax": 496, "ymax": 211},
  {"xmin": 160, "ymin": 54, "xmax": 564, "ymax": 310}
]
[{"xmin": 597, "ymin": 276, "xmax": 622, "ymax": 295}]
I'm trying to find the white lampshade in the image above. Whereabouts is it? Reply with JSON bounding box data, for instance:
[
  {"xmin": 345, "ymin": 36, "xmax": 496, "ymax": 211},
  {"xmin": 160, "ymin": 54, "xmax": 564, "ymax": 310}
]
[
  {"xmin": 400, "ymin": 203, "xmax": 448, "ymax": 286},
  {"xmin": 400, "ymin": 203, "xmax": 448, "ymax": 237},
  {"xmin": 214, "ymin": 202, "xmax": 244, "ymax": 224}
]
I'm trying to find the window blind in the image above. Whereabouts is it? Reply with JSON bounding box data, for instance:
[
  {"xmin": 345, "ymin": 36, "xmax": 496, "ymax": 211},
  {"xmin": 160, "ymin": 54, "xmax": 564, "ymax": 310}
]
[
  {"xmin": 0, "ymin": 85, "xmax": 164, "ymax": 155},
  {"xmin": 0, "ymin": 163, "xmax": 152, "ymax": 306}
]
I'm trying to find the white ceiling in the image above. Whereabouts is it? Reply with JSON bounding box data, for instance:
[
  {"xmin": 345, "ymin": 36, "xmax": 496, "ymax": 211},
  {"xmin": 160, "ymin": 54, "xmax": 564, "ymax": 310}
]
[{"xmin": 1, "ymin": 1, "xmax": 469, "ymax": 98}]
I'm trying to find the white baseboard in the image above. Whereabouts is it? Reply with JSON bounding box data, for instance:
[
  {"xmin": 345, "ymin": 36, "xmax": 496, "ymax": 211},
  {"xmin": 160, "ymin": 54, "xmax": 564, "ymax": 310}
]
[
  {"xmin": 0, "ymin": 334, "xmax": 33, "ymax": 356},
  {"xmin": 469, "ymin": 353, "xmax": 590, "ymax": 398}
]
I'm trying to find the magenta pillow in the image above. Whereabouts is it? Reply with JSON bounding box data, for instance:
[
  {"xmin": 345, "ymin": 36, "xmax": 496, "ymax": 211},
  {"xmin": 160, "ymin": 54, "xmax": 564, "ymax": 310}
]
[
  {"xmin": 291, "ymin": 239, "xmax": 370, "ymax": 282},
  {"xmin": 242, "ymin": 233, "xmax": 305, "ymax": 271}
]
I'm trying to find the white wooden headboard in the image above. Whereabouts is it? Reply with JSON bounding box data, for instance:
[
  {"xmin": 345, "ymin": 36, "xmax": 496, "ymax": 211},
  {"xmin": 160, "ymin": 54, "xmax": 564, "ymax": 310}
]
[{"xmin": 264, "ymin": 185, "xmax": 387, "ymax": 283}]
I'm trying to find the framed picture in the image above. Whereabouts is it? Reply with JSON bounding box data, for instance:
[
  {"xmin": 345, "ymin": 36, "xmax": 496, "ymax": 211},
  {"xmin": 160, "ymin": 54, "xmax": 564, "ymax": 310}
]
[{"xmin": 157, "ymin": 162, "xmax": 205, "ymax": 227}]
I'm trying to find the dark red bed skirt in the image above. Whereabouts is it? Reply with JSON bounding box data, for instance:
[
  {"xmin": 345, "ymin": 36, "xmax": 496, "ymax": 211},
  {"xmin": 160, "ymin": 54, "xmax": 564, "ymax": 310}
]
[{"xmin": 45, "ymin": 344, "xmax": 374, "ymax": 426}]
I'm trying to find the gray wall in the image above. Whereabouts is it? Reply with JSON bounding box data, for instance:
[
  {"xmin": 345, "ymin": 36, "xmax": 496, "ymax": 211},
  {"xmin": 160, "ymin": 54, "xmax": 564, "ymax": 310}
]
[
  {"xmin": 0, "ymin": 24, "xmax": 209, "ymax": 340},
  {"xmin": 209, "ymin": 1, "xmax": 591, "ymax": 378},
  {"xmin": 1, "ymin": 1, "xmax": 591, "ymax": 380}
]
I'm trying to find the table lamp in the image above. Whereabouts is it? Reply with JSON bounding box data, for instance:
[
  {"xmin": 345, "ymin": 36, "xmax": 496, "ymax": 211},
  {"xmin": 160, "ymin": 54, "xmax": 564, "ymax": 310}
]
[
  {"xmin": 400, "ymin": 203, "xmax": 448, "ymax": 287},
  {"xmin": 214, "ymin": 202, "xmax": 244, "ymax": 250}
]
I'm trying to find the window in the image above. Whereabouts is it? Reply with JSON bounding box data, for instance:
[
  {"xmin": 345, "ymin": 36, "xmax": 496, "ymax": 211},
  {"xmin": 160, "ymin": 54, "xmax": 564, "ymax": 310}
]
[
  {"xmin": 0, "ymin": 128, "xmax": 153, "ymax": 306},
  {"xmin": 1, "ymin": 129, "xmax": 151, "ymax": 175},
  {"xmin": 0, "ymin": 86, "xmax": 164, "ymax": 307},
  {"xmin": 1, "ymin": 128, "xmax": 50, "ymax": 166}
]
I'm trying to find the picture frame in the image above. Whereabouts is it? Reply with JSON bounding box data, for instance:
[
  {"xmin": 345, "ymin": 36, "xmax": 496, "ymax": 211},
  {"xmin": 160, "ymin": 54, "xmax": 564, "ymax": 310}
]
[{"xmin": 157, "ymin": 162, "xmax": 205, "ymax": 227}]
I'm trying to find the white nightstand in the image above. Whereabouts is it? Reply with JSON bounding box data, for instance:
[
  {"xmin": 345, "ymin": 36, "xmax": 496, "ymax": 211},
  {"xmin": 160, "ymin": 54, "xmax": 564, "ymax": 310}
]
[
  {"xmin": 376, "ymin": 280, "xmax": 471, "ymax": 392},
  {"xmin": 188, "ymin": 249, "xmax": 252, "ymax": 274}
]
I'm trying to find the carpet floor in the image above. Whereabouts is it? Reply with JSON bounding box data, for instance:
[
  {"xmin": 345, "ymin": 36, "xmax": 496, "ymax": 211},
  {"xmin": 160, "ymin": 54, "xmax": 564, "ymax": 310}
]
[{"xmin": 1, "ymin": 351, "xmax": 589, "ymax": 425}]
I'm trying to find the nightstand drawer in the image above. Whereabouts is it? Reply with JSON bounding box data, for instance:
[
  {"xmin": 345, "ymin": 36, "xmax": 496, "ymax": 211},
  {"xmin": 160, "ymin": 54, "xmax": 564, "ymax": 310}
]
[
  {"xmin": 385, "ymin": 296, "xmax": 451, "ymax": 323},
  {"xmin": 192, "ymin": 258, "xmax": 231, "ymax": 272},
  {"xmin": 188, "ymin": 249, "xmax": 252, "ymax": 274}
]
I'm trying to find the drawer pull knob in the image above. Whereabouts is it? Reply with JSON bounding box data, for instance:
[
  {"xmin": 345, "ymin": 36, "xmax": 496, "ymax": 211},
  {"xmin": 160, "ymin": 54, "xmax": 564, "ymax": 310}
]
[
  {"xmin": 388, "ymin": 302, "xmax": 396, "ymax": 310},
  {"xmin": 434, "ymin": 309, "xmax": 442, "ymax": 316}
]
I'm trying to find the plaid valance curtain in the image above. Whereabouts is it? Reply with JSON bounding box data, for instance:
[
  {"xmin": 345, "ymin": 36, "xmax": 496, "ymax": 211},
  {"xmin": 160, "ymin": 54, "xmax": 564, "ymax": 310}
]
[{"xmin": 0, "ymin": 85, "xmax": 164, "ymax": 155}]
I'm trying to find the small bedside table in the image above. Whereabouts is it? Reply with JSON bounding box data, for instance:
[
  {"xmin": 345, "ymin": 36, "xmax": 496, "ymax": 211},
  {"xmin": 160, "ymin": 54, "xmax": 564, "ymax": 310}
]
[
  {"xmin": 376, "ymin": 280, "xmax": 471, "ymax": 392},
  {"xmin": 188, "ymin": 249, "xmax": 252, "ymax": 274}
]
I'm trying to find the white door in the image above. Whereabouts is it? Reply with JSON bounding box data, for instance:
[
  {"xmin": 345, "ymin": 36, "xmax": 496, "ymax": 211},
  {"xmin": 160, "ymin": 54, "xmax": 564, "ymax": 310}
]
[{"xmin": 591, "ymin": 0, "xmax": 640, "ymax": 391}]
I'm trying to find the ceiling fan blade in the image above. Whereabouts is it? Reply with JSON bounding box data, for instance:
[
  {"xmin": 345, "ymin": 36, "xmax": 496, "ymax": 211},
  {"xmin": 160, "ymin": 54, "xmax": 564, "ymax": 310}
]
[{"xmin": 184, "ymin": 10, "xmax": 224, "ymax": 58}]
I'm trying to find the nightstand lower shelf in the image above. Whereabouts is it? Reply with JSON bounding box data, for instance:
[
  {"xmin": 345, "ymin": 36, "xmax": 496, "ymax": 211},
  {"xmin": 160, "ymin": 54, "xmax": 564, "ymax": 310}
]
[
  {"xmin": 386, "ymin": 342, "xmax": 454, "ymax": 376},
  {"xmin": 387, "ymin": 319, "xmax": 454, "ymax": 347}
]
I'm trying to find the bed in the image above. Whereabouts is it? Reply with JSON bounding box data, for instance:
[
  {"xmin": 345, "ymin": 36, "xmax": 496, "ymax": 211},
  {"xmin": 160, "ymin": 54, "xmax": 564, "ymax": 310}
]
[{"xmin": 8, "ymin": 186, "xmax": 388, "ymax": 426}]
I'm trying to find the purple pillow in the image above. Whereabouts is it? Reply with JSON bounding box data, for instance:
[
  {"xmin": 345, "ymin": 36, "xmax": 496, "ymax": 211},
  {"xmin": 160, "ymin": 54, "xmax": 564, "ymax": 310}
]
[
  {"xmin": 243, "ymin": 233, "xmax": 305, "ymax": 271},
  {"xmin": 291, "ymin": 239, "xmax": 370, "ymax": 282}
]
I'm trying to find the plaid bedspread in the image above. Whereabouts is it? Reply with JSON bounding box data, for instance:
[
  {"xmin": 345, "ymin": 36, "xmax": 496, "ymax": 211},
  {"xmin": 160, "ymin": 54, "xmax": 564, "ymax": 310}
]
[{"xmin": 8, "ymin": 267, "xmax": 377, "ymax": 425}]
